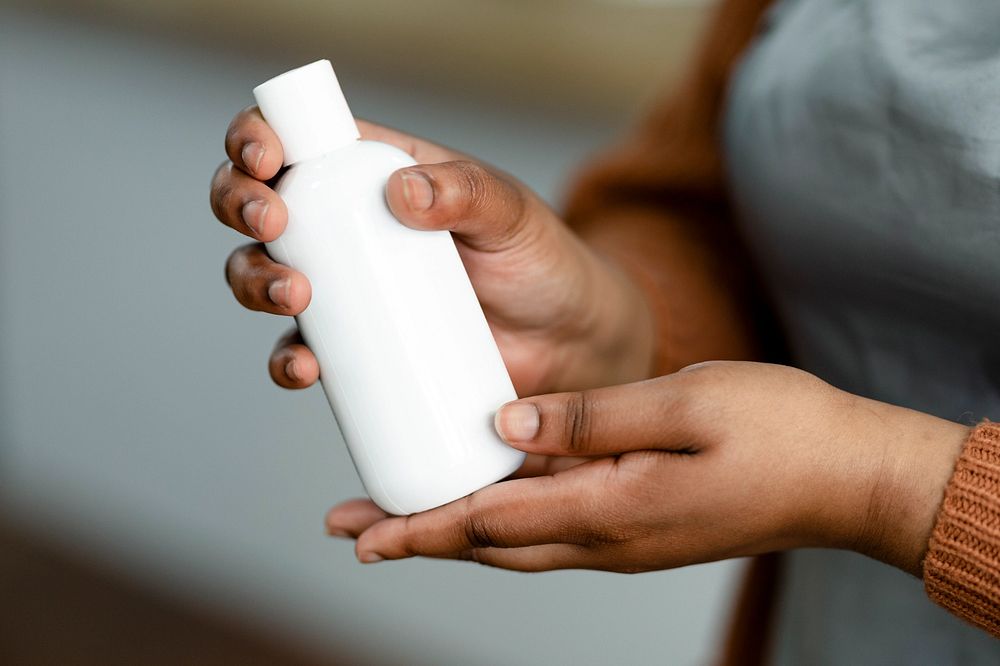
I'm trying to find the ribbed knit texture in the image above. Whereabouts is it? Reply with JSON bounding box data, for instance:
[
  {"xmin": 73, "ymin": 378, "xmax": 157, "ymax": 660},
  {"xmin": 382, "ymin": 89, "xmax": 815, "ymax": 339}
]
[{"xmin": 924, "ymin": 422, "xmax": 1000, "ymax": 637}]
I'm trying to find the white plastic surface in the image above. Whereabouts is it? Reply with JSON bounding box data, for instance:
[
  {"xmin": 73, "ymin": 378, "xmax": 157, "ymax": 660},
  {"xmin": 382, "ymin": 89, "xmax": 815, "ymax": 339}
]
[
  {"xmin": 253, "ymin": 60, "xmax": 360, "ymax": 166},
  {"xmin": 254, "ymin": 65, "xmax": 525, "ymax": 515}
]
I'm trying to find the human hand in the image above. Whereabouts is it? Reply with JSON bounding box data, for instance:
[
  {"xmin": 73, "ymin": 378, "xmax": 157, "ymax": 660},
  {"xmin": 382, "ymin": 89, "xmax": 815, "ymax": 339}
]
[
  {"xmin": 210, "ymin": 108, "xmax": 654, "ymax": 396},
  {"xmin": 326, "ymin": 362, "xmax": 968, "ymax": 576}
]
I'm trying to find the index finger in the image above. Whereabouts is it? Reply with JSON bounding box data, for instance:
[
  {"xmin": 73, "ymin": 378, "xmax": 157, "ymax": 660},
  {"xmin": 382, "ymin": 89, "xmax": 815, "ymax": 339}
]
[
  {"xmin": 355, "ymin": 118, "xmax": 463, "ymax": 164},
  {"xmin": 225, "ymin": 106, "xmax": 285, "ymax": 180},
  {"xmin": 353, "ymin": 472, "xmax": 601, "ymax": 562}
]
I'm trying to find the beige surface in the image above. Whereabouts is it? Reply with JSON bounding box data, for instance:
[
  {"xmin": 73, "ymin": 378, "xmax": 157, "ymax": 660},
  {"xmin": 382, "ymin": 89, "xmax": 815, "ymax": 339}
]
[{"xmin": 21, "ymin": 0, "xmax": 711, "ymax": 117}]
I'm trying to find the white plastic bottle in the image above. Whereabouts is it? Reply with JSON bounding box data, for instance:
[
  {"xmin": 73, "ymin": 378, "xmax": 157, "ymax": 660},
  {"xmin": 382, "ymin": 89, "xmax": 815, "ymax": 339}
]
[{"xmin": 252, "ymin": 60, "xmax": 524, "ymax": 515}]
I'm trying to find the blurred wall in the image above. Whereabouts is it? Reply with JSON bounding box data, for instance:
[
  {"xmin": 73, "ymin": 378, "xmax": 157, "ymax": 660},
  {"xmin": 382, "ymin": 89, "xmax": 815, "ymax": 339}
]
[{"xmin": 0, "ymin": 4, "xmax": 741, "ymax": 665}]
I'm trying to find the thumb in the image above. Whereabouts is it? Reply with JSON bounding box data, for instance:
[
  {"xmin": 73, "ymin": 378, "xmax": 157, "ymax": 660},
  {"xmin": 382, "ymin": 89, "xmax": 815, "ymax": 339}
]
[
  {"xmin": 493, "ymin": 375, "xmax": 698, "ymax": 457},
  {"xmin": 385, "ymin": 160, "xmax": 545, "ymax": 253}
]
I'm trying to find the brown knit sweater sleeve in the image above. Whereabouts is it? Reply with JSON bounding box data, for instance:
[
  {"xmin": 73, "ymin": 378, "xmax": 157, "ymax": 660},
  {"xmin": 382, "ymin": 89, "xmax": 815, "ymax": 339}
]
[
  {"xmin": 924, "ymin": 422, "xmax": 1000, "ymax": 636},
  {"xmin": 560, "ymin": 0, "xmax": 777, "ymax": 375}
]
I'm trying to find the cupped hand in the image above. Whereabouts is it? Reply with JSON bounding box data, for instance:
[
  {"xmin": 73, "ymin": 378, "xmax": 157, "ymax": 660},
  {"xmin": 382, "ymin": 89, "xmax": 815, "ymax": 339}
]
[
  {"xmin": 210, "ymin": 107, "xmax": 654, "ymax": 396},
  {"xmin": 326, "ymin": 362, "xmax": 968, "ymax": 576}
]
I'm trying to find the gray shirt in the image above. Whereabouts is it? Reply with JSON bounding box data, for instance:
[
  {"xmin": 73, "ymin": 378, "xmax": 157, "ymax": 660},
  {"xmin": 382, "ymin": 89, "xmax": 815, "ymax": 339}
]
[{"xmin": 723, "ymin": 0, "xmax": 1000, "ymax": 662}]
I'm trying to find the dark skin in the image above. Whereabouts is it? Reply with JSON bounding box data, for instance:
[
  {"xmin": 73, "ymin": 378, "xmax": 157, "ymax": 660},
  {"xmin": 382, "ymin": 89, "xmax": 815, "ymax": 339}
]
[
  {"xmin": 210, "ymin": 109, "xmax": 967, "ymax": 578},
  {"xmin": 213, "ymin": 110, "xmax": 655, "ymax": 397}
]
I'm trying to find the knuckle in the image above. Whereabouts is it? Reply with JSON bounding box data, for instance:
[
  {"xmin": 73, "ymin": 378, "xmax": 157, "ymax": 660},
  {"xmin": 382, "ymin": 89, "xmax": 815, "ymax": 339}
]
[
  {"xmin": 452, "ymin": 161, "xmax": 497, "ymax": 215},
  {"xmin": 462, "ymin": 513, "xmax": 498, "ymax": 550},
  {"xmin": 432, "ymin": 160, "xmax": 535, "ymax": 249},
  {"xmin": 209, "ymin": 164, "xmax": 230, "ymax": 217},
  {"xmin": 223, "ymin": 247, "xmax": 242, "ymax": 287},
  {"xmin": 224, "ymin": 121, "xmax": 241, "ymax": 150},
  {"xmin": 440, "ymin": 160, "xmax": 486, "ymax": 215},
  {"xmin": 452, "ymin": 160, "xmax": 486, "ymax": 195},
  {"xmin": 224, "ymin": 246, "xmax": 259, "ymax": 306},
  {"xmin": 458, "ymin": 161, "xmax": 525, "ymax": 223},
  {"xmin": 212, "ymin": 175, "xmax": 239, "ymax": 221},
  {"xmin": 561, "ymin": 391, "xmax": 595, "ymax": 455},
  {"xmin": 224, "ymin": 107, "xmax": 254, "ymax": 150},
  {"xmin": 399, "ymin": 514, "xmax": 420, "ymax": 557},
  {"xmin": 460, "ymin": 498, "xmax": 501, "ymax": 549}
]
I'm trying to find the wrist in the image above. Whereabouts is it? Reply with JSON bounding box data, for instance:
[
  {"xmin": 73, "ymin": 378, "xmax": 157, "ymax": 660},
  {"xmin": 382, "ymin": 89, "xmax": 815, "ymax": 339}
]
[
  {"xmin": 548, "ymin": 246, "xmax": 656, "ymax": 391},
  {"xmin": 589, "ymin": 250, "xmax": 657, "ymax": 381},
  {"xmin": 844, "ymin": 401, "xmax": 969, "ymax": 576}
]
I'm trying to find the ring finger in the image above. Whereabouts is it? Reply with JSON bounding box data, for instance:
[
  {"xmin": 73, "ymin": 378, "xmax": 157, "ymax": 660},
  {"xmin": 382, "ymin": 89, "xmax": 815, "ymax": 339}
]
[{"xmin": 225, "ymin": 243, "xmax": 312, "ymax": 315}]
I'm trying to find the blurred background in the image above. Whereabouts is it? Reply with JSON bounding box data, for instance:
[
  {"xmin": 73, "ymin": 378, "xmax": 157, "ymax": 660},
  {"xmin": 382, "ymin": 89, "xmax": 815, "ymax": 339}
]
[{"xmin": 0, "ymin": 0, "xmax": 744, "ymax": 664}]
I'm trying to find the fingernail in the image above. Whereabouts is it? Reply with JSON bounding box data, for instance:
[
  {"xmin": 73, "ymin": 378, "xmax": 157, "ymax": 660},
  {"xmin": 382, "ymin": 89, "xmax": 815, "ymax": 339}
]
[
  {"xmin": 268, "ymin": 278, "xmax": 290, "ymax": 307},
  {"xmin": 242, "ymin": 199, "xmax": 268, "ymax": 237},
  {"xmin": 242, "ymin": 142, "xmax": 264, "ymax": 174},
  {"xmin": 495, "ymin": 402, "xmax": 540, "ymax": 443},
  {"xmin": 401, "ymin": 170, "xmax": 434, "ymax": 212},
  {"xmin": 284, "ymin": 358, "xmax": 299, "ymax": 382},
  {"xmin": 327, "ymin": 527, "xmax": 351, "ymax": 538},
  {"xmin": 359, "ymin": 552, "xmax": 383, "ymax": 564}
]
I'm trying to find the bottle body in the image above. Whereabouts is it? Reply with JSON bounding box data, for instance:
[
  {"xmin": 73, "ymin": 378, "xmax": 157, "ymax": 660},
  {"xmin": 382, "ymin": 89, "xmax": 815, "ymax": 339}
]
[{"xmin": 267, "ymin": 140, "xmax": 524, "ymax": 515}]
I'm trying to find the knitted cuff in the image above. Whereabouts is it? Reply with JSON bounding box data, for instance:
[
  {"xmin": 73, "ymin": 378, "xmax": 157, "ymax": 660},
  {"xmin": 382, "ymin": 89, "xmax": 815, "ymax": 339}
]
[{"xmin": 924, "ymin": 421, "xmax": 1000, "ymax": 637}]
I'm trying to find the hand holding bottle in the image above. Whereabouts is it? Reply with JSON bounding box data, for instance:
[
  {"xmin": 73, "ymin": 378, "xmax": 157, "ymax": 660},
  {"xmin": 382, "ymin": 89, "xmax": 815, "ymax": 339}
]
[
  {"xmin": 327, "ymin": 361, "xmax": 967, "ymax": 576},
  {"xmin": 210, "ymin": 110, "xmax": 654, "ymax": 398}
]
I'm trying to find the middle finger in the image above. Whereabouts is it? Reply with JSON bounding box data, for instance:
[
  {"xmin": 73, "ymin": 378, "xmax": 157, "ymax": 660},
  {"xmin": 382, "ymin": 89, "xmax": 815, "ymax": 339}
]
[
  {"xmin": 210, "ymin": 161, "xmax": 287, "ymax": 241},
  {"xmin": 225, "ymin": 243, "xmax": 311, "ymax": 315}
]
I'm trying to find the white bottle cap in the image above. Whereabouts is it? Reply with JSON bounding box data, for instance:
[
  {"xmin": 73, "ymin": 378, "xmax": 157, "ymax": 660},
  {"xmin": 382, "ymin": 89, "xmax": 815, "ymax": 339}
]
[{"xmin": 253, "ymin": 60, "xmax": 361, "ymax": 166}]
